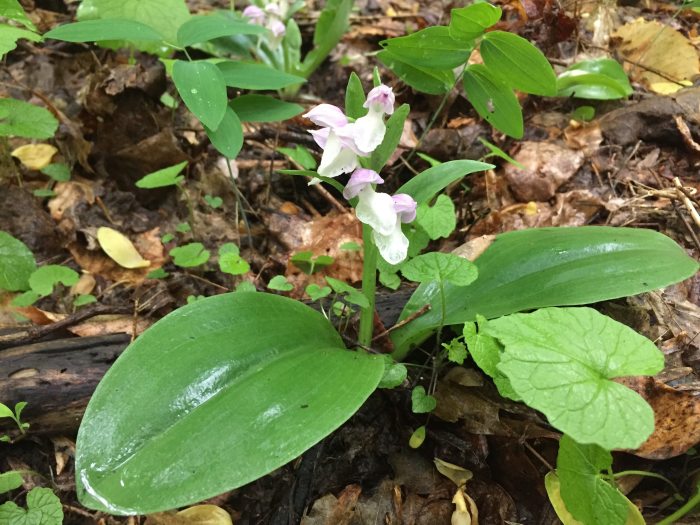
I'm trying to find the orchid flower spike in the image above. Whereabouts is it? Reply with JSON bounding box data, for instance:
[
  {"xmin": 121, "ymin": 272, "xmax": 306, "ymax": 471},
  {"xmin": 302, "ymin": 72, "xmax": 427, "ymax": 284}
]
[
  {"xmin": 344, "ymin": 169, "xmax": 417, "ymax": 265},
  {"xmin": 304, "ymin": 104, "xmax": 362, "ymax": 180},
  {"xmin": 353, "ymin": 84, "xmax": 395, "ymax": 154}
]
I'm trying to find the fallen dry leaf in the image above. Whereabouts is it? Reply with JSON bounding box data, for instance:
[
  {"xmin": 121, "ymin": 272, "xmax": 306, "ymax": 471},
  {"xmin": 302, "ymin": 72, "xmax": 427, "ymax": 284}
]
[
  {"xmin": 503, "ymin": 141, "xmax": 585, "ymax": 202},
  {"xmin": 11, "ymin": 143, "xmax": 58, "ymax": 170},
  {"xmin": 97, "ymin": 226, "xmax": 151, "ymax": 269},
  {"xmin": 67, "ymin": 314, "xmax": 152, "ymax": 337},
  {"xmin": 613, "ymin": 19, "xmax": 699, "ymax": 94},
  {"xmin": 618, "ymin": 376, "xmax": 700, "ymax": 459}
]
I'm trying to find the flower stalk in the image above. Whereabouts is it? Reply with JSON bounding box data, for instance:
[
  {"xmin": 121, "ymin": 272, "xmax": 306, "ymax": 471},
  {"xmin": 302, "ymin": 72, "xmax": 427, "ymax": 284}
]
[{"xmin": 359, "ymin": 223, "xmax": 378, "ymax": 347}]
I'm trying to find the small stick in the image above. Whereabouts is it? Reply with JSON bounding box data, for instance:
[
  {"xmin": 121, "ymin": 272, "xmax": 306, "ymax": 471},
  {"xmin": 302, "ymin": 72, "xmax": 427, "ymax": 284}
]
[
  {"xmin": 371, "ymin": 304, "xmax": 431, "ymax": 341},
  {"xmin": 674, "ymin": 177, "xmax": 700, "ymax": 229}
]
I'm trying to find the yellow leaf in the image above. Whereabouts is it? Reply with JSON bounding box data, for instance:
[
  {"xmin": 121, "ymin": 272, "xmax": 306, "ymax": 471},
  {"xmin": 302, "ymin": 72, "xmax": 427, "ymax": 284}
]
[
  {"xmin": 177, "ymin": 505, "xmax": 233, "ymax": 525},
  {"xmin": 11, "ymin": 144, "xmax": 58, "ymax": 170},
  {"xmin": 435, "ymin": 457, "xmax": 473, "ymax": 488},
  {"xmin": 97, "ymin": 227, "xmax": 151, "ymax": 269},
  {"xmin": 612, "ymin": 19, "xmax": 700, "ymax": 94}
]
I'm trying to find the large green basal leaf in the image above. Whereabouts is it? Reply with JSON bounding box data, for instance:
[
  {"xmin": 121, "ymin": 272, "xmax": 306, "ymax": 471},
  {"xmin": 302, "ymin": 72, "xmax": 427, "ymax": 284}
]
[
  {"xmin": 76, "ymin": 292, "xmax": 384, "ymax": 515},
  {"xmin": 391, "ymin": 226, "xmax": 699, "ymax": 358}
]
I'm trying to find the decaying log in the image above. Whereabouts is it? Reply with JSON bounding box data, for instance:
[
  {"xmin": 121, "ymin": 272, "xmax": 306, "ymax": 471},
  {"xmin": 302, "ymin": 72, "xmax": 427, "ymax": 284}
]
[
  {"xmin": 0, "ymin": 288, "xmax": 416, "ymax": 436},
  {"xmin": 0, "ymin": 334, "xmax": 131, "ymax": 436}
]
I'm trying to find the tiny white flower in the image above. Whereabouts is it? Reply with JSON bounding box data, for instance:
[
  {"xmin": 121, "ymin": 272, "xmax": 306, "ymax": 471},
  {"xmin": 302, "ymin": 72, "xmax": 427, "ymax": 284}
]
[{"xmin": 353, "ymin": 84, "xmax": 395, "ymax": 154}]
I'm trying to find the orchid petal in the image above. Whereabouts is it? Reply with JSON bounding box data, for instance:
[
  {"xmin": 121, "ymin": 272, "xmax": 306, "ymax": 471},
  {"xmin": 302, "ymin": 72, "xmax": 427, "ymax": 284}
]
[
  {"xmin": 373, "ymin": 219, "xmax": 409, "ymax": 265},
  {"xmin": 364, "ymin": 84, "xmax": 395, "ymax": 115},
  {"xmin": 353, "ymin": 108, "xmax": 386, "ymax": 155},
  {"xmin": 268, "ymin": 19, "xmax": 286, "ymax": 37},
  {"xmin": 309, "ymin": 127, "xmax": 330, "ymax": 148},
  {"xmin": 303, "ymin": 104, "xmax": 348, "ymax": 129},
  {"xmin": 318, "ymin": 131, "xmax": 359, "ymax": 178},
  {"xmin": 243, "ymin": 5, "xmax": 265, "ymax": 25},
  {"xmin": 343, "ymin": 168, "xmax": 384, "ymax": 200},
  {"xmin": 392, "ymin": 193, "xmax": 417, "ymax": 223},
  {"xmin": 355, "ymin": 186, "xmax": 397, "ymax": 236}
]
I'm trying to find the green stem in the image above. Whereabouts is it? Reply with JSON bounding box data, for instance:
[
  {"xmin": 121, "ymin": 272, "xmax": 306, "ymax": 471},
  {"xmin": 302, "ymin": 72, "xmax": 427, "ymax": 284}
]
[
  {"xmin": 657, "ymin": 484, "xmax": 700, "ymax": 525},
  {"xmin": 612, "ymin": 470, "xmax": 680, "ymax": 495},
  {"xmin": 358, "ymin": 224, "xmax": 378, "ymax": 348}
]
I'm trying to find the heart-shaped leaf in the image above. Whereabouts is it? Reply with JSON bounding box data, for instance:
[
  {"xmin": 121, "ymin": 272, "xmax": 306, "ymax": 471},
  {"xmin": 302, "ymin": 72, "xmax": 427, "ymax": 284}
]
[
  {"xmin": 76, "ymin": 292, "xmax": 384, "ymax": 514},
  {"xmin": 0, "ymin": 231, "xmax": 36, "ymax": 291},
  {"xmin": 486, "ymin": 308, "xmax": 663, "ymax": 449}
]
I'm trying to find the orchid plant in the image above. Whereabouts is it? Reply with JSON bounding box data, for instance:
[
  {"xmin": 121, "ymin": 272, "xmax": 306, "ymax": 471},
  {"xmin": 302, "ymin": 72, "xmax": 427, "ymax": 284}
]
[
  {"xmin": 66, "ymin": 69, "xmax": 699, "ymax": 524},
  {"xmin": 236, "ymin": 0, "xmax": 352, "ymax": 96}
]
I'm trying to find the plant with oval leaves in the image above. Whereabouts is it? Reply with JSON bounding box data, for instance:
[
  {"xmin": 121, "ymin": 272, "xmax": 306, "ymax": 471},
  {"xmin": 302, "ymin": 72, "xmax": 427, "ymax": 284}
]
[{"xmin": 66, "ymin": 70, "xmax": 700, "ymax": 525}]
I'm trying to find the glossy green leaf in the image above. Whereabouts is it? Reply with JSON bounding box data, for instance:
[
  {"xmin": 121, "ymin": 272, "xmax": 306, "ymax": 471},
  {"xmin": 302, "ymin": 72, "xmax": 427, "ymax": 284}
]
[
  {"xmin": 345, "ymin": 72, "xmax": 367, "ymax": 119},
  {"xmin": 486, "ymin": 307, "xmax": 662, "ymax": 449},
  {"xmin": 299, "ymin": 0, "xmax": 352, "ymax": 77},
  {"xmin": 0, "ymin": 98, "xmax": 58, "ymax": 139},
  {"xmin": 217, "ymin": 61, "xmax": 304, "ymax": 90},
  {"xmin": 277, "ymin": 145, "xmax": 317, "ymax": 170},
  {"xmin": 29, "ymin": 265, "xmax": 79, "ymax": 296},
  {"xmin": 135, "ymin": 161, "xmax": 187, "ymax": 188},
  {"xmin": 79, "ymin": 0, "xmax": 190, "ymax": 44},
  {"xmin": 172, "ymin": 60, "xmax": 227, "ymax": 130},
  {"xmin": 177, "ymin": 14, "xmax": 264, "ymax": 47},
  {"xmin": 463, "ymin": 64, "xmax": 523, "ymax": 138},
  {"xmin": 229, "ymin": 95, "xmax": 303, "ymax": 123},
  {"xmin": 218, "ymin": 243, "xmax": 249, "ymax": 276},
  {"xmin": 449, "ymin": 3, "xmax": 501, "ymax": 42},
  {"xmin": 305, "ymin": 283, "xmax": 331, "ymax": 301},
  {"xmin": 0, "ymin": 231, "xmax": 36, "ymax": 291},
  {"xmin": 411, "ymin": 386, "xmax": 436, "ymax": 413},
  {"xmin": 0, "ymin": 471, "xmax": 23, "ymax": 494},
  {"xmin": 401, "ymin": 252, "xmax": 477, "ymax": 286},
  {"xmin": 170, "ymin": 243, "xmax": 210, "ymax": 268},
  {"xmin": 325, "ymin": 277, "xmax": 369, "ymax": 308},
  {"xmin": 0, "ymin": 0, "xmax": 37, "ymax": 30},
  {"xmin": 381, "ymin": 26, "xmax": 471, "ymax": 70},
  {"xmin": 44, "ymin": 19, "xmax": 165, "ymax": 43},
  {"xmin": 378, "ymin": 356, "xmax": 407, "ymax": 388},
  {"xmin": 267, "ymin": 275, "xmax": 293, "ymax": 291},
  {"xmin": 41, "ymin": 163, "xmax": 71, "ymax": 181},
  {"xmin": 397, "ymin": 159, "xmax": 493, "ymax": 204},
  {"xmin": 391, "ymin": 226, "xmax": 700, "ymax": 357},
  {"xmin": 368, "ymin": 103, "xmax": 410, "ymax": 171},
  {"xmin": 557, "ymin": 435, "xmax": 628, "ymax": 524},
  {"xmin": 205, "ymin": 106, "xmax": 243, "ymax": 159},
  {"xmin": 0, "ymin": 487, "xmax": 63, "ymax": 525},
  {"xmin": 414, "ymin": 195, "xmax": 456, "ymax": 240},
  {"xmin": 377, "ymin": 50, "xmax": 454, "ymax": 95},
  {"xmin": 557, "ymin": 59, "xmax": 633, "ymax": 100},
  {"xmin": 0, "ymin": 25, "xmax": 40, "ymax": 59},
  {"xmin": 480, "ymin": 31, "xmax": 556, "ymax": 96},
  {"xmin": 76, "ymin": 293, "xmax": 384, "ymax": 514},
  {"xmin": 463, "ymin": 319, "xmax": 519, "ymax": 400}
]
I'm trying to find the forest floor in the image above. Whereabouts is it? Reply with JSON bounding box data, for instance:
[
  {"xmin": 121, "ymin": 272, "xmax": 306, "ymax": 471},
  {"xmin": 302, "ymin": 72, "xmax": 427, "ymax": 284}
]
[{"xmin": 1, "ymin": 0, "xmax": 700, "ymax": 524}]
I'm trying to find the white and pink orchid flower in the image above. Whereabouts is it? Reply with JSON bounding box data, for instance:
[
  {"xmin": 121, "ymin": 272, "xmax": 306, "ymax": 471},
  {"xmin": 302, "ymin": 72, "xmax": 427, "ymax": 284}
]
[
  {"xmin": 353, "ymin": 85, "xmax": 395, "ymax": 154},
  {"xmin": 304, "ymin": 104, "xmax": 362, "ymax": 179},
  {"xmin": 343, "ymin": 169, "xmax": 417, "ymax": 265},
  {"xmin": 304, "ymin": 85, "xmax": 395, "ymax": 179}
]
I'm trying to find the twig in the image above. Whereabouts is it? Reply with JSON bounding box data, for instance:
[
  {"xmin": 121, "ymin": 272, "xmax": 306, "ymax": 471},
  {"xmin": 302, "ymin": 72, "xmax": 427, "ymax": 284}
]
[
  {"xmin": 0, "ymin": 304, "xmax": 131, "ymax": 348},
  {"xmin": 371, "ymin": 304, "xmax": 431, "ymax": 342},
  {"xmin": 674, "ymin": 177, "xmax": 700, "ymax": 229}
]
